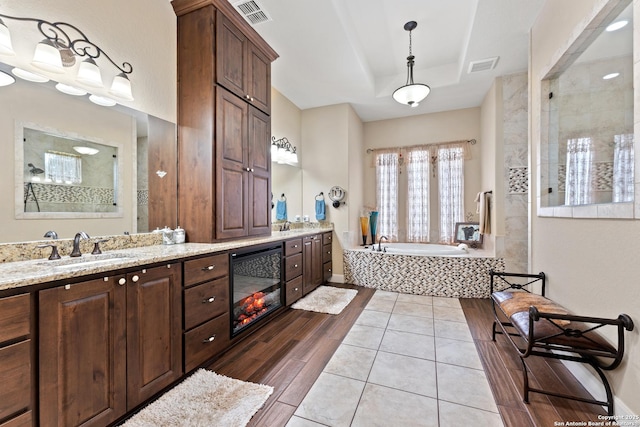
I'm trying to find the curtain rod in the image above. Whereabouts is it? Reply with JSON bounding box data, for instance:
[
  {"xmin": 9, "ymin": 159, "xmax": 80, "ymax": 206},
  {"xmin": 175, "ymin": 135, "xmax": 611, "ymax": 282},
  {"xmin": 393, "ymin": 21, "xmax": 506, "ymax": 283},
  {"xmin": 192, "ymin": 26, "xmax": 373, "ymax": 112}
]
[{"xmin": 366, "ymin": 139, "xmax": 476, "ymax": 154}]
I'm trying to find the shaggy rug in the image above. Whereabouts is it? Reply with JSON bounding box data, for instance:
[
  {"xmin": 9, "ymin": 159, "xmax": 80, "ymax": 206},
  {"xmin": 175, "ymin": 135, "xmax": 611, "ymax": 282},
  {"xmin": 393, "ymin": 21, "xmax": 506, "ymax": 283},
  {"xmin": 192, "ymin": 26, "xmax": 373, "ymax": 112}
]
[
  {"xmin": 121, "ymin": 369, "xmax": 273, "ymax": 427},
  {"xmin": 291, "ymin": 286, "xmax": 358, "ymax": 315}
]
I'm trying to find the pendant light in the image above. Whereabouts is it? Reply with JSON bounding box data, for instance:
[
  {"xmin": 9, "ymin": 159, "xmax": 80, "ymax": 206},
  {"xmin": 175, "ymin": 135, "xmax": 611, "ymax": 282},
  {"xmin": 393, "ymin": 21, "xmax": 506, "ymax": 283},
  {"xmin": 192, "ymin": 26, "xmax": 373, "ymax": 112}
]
[
  {"xmin": 31, "ymin": 38, "xmax": 64, "ymax": 73},
  {"xmin": 0, "ymin": 18, "xmax": 15, "ymax": 55},
  {"xmin": 392, "ymin": 21, "xmax": 430, "ymax": 108}
]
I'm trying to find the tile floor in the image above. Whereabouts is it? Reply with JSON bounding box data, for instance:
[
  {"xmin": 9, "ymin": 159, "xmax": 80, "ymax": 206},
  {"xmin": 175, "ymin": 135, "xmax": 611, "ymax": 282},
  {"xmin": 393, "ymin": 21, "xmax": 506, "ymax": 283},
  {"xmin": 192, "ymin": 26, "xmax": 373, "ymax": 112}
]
[{"xmin": 286, "ymin": 290, "xmax": 504, "ymax": 427}]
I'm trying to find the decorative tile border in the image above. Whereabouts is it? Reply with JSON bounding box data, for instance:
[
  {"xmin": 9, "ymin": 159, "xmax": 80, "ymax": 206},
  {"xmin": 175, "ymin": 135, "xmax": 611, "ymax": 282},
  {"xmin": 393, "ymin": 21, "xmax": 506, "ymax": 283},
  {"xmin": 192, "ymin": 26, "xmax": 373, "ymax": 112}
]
[
  {"xmin": 343, "ymin": 249, "xmax": 506, "ymax": 298},
  {"xmin": 25, "ymin": 182, "xmax": 115, "ymax": 205},
  {"xmin": 508, "ymin": 167, "xmax": 528, "ymax": 194}
]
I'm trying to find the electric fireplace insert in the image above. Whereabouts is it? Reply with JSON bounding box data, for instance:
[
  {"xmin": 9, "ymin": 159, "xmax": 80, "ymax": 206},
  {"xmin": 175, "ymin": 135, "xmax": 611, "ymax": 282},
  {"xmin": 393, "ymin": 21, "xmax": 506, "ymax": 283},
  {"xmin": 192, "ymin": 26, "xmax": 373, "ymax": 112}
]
[{"xmin": 229, "ymin": 244, "xmax": 283, "ymax": 337}]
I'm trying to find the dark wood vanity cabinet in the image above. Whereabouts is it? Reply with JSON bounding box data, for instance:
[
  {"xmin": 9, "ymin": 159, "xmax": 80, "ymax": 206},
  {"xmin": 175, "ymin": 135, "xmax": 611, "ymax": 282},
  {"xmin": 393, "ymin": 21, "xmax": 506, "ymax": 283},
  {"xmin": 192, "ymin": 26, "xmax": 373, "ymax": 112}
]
[
  {"xmin": 173, "ymin": 0, "xmax": 277, "ymax": 243},
  {"xmin": 38, "ymin": 264, "xmax": 182, "ymax": 427},
  {"xmin": 322, "ymin": 232, "xmax": 333, "ymax": 283},
  {"xmin": 284, "ymin": 238, "xmax": 303, "ymax": 305},
  {"xmin": 0, "ymin": 294, "xmax": 33, "ymax": 427}
]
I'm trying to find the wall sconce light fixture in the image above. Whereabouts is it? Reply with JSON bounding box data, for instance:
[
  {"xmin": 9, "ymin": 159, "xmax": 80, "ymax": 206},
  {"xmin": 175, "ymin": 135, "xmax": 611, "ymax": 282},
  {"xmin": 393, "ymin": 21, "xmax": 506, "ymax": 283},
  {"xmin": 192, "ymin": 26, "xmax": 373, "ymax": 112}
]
[
  {"xmin": 0, "ymin": 13, "xmax": 134, "ymax": 103},
  {"xmin": 271, "ymin": 136, "xmax": 298, "ymax": 165}
]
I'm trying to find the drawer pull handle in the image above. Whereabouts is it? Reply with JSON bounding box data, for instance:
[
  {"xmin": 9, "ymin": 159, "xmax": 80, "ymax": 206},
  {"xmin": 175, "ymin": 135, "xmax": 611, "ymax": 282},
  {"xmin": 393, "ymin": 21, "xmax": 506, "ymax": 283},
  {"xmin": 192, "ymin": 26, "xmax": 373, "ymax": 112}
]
[
  {"xmin": 293, "ymin": 244, "xmax": 298, "ymax": 248},
  {"xmin": 202, "ymin": 265, "xmax": 215, "ymax": 271},
  {"xmin": 203, "ymin": 335, "xmax": 216, "ymax": 343},
  {"xmin": 132, "ymin": 275, "xmax": 139, "ymax": 283},
  {"xmin": 294, "ymin": 287, "xmax": 299, "ymax": 291},
  {"xmin": 203, "ymin": 296, "xmax": 216, "ymax": 303},
  {"xmin": 293, "ymin": 264, "xmax": 298, "ymax": 268},
  {"xmin": 118, "ymin": 278, "xmax": 126, "ymax": 286},
  {"xmin": 327, "ymin": 251, "xmax": 331, "ymax": 254}
]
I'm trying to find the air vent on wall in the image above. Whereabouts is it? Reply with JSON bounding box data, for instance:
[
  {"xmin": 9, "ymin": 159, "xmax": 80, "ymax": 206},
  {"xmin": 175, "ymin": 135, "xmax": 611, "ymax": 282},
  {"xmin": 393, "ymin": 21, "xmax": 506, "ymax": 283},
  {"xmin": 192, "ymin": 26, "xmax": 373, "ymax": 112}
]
[
  {"xmin": 232, "ymin": 0, "xmax": 272, "ymax": 25},
  {"xmin": 467, "ymin": 57, "xmax": 499, "ymax": 73}
]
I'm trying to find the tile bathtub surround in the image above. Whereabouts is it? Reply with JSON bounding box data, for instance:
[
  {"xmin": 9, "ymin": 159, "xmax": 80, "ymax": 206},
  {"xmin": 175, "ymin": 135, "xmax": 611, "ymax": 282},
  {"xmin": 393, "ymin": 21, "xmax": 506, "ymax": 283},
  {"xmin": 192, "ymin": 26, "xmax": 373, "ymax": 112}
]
[{"xmin": 288, "ymin": 291, "xmax": 503, "ymax": 427}]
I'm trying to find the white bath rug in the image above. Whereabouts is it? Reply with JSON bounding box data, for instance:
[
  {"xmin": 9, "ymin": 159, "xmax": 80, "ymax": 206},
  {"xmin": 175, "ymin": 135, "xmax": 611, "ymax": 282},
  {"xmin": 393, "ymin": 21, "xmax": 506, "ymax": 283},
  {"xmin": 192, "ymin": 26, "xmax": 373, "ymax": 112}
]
[
  {"xmin": 121, "ymin": 369, "xmax": 273, "ymax": 427},
  {"xmin": 291, "ymin": 286, "xmax": 358, "ymax": 315}
]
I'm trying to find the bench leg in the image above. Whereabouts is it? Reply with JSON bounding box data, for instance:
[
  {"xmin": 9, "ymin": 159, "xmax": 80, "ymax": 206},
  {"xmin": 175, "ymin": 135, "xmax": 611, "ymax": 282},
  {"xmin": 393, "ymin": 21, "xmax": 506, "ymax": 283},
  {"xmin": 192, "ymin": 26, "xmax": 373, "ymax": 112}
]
[
  {"xmin": 492, "ymin": 321, "xmax": 497, "ymax": 341},
  {"xmin": 520, "ymin": 357, "xmax": 530, "ymax": 403}
]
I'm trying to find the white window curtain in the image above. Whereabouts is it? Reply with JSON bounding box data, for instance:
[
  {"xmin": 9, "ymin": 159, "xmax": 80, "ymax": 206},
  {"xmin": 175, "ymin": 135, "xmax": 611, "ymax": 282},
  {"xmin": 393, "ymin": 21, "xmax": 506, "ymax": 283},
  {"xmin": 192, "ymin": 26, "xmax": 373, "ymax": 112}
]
[
  {"xmin": 613, "ymin": 133, "xmax": 634, "ymax": 203},
  {"xmin": 44, "ymin": 152, "xmax": 82, "ymax": 184},
  {"xmin": 375, "ymin": 152, "xmax": 399, "ymax": 241},
  {"xmin": 565, "ymin": 137, "xmax": 593, "ymax": 205},
  {"xmin": 406, "ymin": 148, "xmax": 430, "ymax": 242},
  {"xmin": 438, "ymin": 145, "xmax": 464, "ymax": 243}
]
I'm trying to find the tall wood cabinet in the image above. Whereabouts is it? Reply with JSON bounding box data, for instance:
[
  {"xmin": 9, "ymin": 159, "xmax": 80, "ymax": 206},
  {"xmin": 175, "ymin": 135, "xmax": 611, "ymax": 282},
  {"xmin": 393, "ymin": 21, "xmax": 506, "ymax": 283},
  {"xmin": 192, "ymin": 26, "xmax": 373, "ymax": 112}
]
[
  {"xmin": 38, "ymin": 264, "xmax": 182, "ymax": 427},
  {"xmin": 173, "ymin": 0, "xmax": 278, "ymax": 242}
]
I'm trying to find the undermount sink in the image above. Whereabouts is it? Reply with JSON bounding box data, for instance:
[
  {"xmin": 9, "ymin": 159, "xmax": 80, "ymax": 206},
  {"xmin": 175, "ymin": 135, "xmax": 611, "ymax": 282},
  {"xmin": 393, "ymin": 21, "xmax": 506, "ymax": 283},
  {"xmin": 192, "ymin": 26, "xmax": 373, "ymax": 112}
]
[{"xmin": 38, "ymin": 253, "xmax": 134, "ymax": 268}]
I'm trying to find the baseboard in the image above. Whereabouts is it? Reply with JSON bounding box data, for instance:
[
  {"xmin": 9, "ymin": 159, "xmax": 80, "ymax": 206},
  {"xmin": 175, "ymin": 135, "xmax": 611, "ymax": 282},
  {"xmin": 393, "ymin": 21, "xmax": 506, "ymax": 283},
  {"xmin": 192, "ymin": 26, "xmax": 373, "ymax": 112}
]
[
  {"xmin": 559, "ymin": 359, "xmax": 638, "ymax": 424},
  {"xmin": 329, "ymin": 274, "xmax": 345, "ymax": 284}
]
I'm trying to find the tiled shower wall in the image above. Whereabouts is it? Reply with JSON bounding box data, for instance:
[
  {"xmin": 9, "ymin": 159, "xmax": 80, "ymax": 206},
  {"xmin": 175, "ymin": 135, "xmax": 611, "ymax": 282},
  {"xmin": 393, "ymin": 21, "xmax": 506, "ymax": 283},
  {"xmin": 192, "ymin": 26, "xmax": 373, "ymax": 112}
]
[{"xmin": 502, "ymin": 72, "xmax": 529, "ymax": 273}]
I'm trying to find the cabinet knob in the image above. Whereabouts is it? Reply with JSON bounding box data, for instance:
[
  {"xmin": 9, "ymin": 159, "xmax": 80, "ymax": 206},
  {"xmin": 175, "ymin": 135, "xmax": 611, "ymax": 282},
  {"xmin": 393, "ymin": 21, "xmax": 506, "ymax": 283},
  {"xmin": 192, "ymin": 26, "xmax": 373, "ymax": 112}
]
[
  {"xmin": 131, "ymin": 275, "xmax": 139, "ymax": 282},
  {"xmin": 203, "ymin": 335, "xmax": 216, "ymax": 343},
  {"xmin": 203, "ymin": 296, "xmax": 216, "ymax": 303},
  {"xmin": 294, "ymin": 244, "xmax": 298, "ymax": 248},
  {"xmin": 202, "ymin": 265, "xmax": 215, "ymax": 271},
  {"xmin": 293, "ymin": 264, "xmax": 298, "ymax": 268},
  {"xmin": 328, "ymin": 269, "xmax": 332, "ymax": 272},
  {"xmin": 294, "ymin": 287, "xmax": 299, "ymax": 291},
  {"xmin": 250, "ymin": 168, "xmax": 254, "ymax": 172},
  {"xmin": 245, "ymin": 167, "xmax": 251, "ymax": 172},
  {"xmin": 118, "ymin": 278, "xmax": 126, "ymax": 286},
  {"xmin": 327, "ymin": 251, "xmax": 331, "ymax": 254}
]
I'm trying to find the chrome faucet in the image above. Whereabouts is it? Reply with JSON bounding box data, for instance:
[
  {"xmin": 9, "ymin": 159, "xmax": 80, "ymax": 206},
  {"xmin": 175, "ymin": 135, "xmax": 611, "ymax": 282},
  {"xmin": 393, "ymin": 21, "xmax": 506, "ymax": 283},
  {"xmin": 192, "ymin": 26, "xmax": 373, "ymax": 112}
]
[
  {"xmin": 70, "ymin": 231, "xmax": 90, "ymax": 257},
  {"xmin": 378, "ymin": 235, "xmax": 389, "ymax": 252},
  {"xmin": 43, "ymin": 230, "xmax": 58, "ymax": 239},
  {"xmin": 280, "ymin": 221, "xmax": 291, "ymax": 232}
]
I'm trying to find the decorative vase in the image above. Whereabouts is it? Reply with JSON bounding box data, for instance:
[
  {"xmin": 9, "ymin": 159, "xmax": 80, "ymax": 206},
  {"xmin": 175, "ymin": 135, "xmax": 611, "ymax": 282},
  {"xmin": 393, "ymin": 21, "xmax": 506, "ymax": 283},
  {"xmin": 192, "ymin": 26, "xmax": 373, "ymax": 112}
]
[
  {"xmin": 359, "ymin": 216, "xmax": 369, "ymax": 246},
  {"xmin": 369, "ymin": 211, "xmax": 378, "ymax": 245}
]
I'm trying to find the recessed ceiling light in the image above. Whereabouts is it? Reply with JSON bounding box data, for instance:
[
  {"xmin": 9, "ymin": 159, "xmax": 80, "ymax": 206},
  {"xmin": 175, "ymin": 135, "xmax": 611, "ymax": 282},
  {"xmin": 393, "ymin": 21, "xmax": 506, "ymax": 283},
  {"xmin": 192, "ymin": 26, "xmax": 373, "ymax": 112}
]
[
  {"xmin": 89, "ymin": 94, "xmax": 116, "ymax": 106},
  {"xmin": 606, "ymin": 20, "xmax": 628, "ymax": 32},
  {"xmin": 11, "ymin": 67, "xmax": 49, "ymax": 83},
  {"xmin": 73, "ymin": 146, "xmax": 100, "ymax": 155},
  {"xmin": 0, "ymin": 70, "xmax": 15, "ymax": 86},
  {"xmin": 55, "ymin": 83, "xmax": 87, "ymax": 96},
  {"xmin": 603, "ymin": 72, "xmax": 620, "ymax": 80}
]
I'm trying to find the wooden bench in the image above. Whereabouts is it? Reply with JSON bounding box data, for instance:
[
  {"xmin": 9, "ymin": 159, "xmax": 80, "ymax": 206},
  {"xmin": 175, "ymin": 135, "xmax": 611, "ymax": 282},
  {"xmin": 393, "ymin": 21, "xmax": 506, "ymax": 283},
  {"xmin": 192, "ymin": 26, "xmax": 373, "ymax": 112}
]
[{"xmin": 489, "ymin": 270, "xmax": 634, "ymax": 415}]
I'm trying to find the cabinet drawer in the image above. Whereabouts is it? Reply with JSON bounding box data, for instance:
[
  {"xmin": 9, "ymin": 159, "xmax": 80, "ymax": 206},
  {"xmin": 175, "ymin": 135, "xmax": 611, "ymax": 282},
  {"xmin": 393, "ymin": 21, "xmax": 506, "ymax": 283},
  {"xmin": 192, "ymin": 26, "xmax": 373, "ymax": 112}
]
[
  {"xmin": 284, "ymin": 253, "xmax": 303, "ymax": 282},
  {"xmin": 184, "ymin": 314, "xmax": 230, "ymax": 372},
  {"xmin": 285, "ymin": 276, "xmax": 303, "ymax": 306},
  {"xmin": 0, "ymin": 411, "xmax": 32, "ymax": 427},
  {"xmin": 0, "ymin": 340, "xmax": 31, "ymax": 422},
  {"xmin": 322, "ymin": 232, "xmax": 332, "ymax": 245},
  {"xmin": 184, "ymin": 253, "xmax": 229, "ymax": 287},
  {"xmin": 0, "ymin": 294, "xmax": 30, "ymax": 344},
  {"xmin": 322, "ymin": 244, "xmax": 332, "ymax": 264},
  {"xmin": 284, "ymin": 238, "xmax": 302, "ymax": 256},
  {"xmin": 184, "ymin": 277, "xmax": 229, "ymax": 330},
  {"xmin": 323, "ymin": 261, "xmax": 333, "ymax": 283}
]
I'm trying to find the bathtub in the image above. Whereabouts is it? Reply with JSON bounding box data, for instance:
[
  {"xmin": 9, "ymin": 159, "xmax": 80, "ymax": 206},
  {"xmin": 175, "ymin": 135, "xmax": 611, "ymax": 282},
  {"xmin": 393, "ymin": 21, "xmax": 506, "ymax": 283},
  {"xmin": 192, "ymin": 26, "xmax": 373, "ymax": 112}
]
[
  {"xmin": 343, "ymin": 244, "xmax": 505, "ymax": 298},
  {"xmin": 382, "ymin": 243, "xmax": 468, "ymax": 256}
]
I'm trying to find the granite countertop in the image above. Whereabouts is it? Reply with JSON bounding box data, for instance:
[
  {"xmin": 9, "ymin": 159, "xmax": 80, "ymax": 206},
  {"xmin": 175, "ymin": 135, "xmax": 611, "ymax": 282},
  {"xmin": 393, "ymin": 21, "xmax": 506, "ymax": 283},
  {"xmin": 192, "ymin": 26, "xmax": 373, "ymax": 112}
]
[{"xmin": 0, "ymin": 228, "xmax": 330, "ymax": 292}]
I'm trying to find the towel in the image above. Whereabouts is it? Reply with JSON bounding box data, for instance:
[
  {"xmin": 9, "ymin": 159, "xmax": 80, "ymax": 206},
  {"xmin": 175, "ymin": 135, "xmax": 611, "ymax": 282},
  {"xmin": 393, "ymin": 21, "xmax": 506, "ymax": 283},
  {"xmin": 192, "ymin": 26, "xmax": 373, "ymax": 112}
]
[
  {"xmin": 276, "ymin": 200, "xmax": 287, "ymax": 221},
  {"xmin": 478, "ymin": 192, "xmax": 491, "ymax": 235},
  {"xmin": 315, "ymin": 199, "xmax": 326, "ymax": 221}
]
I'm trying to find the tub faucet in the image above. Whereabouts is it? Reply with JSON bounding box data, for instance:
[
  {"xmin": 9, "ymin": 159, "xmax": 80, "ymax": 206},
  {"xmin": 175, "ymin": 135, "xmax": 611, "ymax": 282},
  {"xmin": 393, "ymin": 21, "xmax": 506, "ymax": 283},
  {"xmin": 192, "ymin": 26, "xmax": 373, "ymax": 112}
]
[
  {"xmin": 378, "ymin": 235, "xmax": 389, "ymax": 252},
  {"xmin": 70, "ymin": 231, "xmax": 90, "ymax": 257}
]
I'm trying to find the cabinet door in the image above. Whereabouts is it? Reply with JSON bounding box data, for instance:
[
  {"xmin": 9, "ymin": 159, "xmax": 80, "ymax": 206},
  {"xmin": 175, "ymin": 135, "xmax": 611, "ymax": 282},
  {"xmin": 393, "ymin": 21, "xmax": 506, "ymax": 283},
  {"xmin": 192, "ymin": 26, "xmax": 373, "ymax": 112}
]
[
  {"xmin": 303, "ymin": 235, "xmax": 323, "ymax": 295},
  {"xmin": 216, "ymin": 88, "xmax": 249, "ymax": 239},
  {"xmin": 216, "ymin": 11, "xmax": 247, "ymax": 99},
  {"xmin": 126, "ymin": 264, "xmax": 182, "ymax": 409},
  {"xmin": 247, "ymin": 42, "xmax": 271, "ymax": 114},
  {"xmin": 312, "ymin": 237, "xmax": 323, "ymax": 286},
  {"xmin": 247, "ymin": 106, "xmax": 271, "ymax": 236},
  {"xmin": 39, "ymin": 277, "xmax": 127, "ymax": 427}
]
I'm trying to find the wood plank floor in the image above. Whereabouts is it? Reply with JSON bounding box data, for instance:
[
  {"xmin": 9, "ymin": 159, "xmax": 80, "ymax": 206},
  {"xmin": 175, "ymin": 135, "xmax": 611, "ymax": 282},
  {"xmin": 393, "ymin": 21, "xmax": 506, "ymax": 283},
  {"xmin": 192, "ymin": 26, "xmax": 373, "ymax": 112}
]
[{"xmin": 206, "ymin": 285, "xmax": 607, "ymax": 427}]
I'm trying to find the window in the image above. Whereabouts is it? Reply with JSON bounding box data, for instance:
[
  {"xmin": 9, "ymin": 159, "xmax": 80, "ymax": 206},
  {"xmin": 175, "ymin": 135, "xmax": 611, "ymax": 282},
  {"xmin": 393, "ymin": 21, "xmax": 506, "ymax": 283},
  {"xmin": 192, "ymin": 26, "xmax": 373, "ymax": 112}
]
[
  {"xmin": 438, "ymin": 145, "xmax": 464, "ymax": 243},
  {"xmin": 406, "ymin": 148, "xmax": 430, "ymax": 242},
  {"xmin": 613, "ymin": 134, "xmax": 634, "ymax": 203},
  {"xmin": 375, "ymin": 152, "xmax": 399, "ymax": 241},
  {"xmin": 45, "ymin": 151, "xmax": 82, "ymax": 184},
  {"xmin": 564, "ymin": 137, "xmax": 592, "ymax": 205}
]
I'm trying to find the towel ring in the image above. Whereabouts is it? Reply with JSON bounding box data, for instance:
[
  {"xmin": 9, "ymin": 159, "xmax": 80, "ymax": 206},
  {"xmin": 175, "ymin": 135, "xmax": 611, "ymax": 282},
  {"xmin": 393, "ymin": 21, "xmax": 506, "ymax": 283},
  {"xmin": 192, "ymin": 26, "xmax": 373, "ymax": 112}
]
[
  {"xmin": 280, "ymin": 193, "xmax": 286, "ymax": 201},
  {"xmin": 315, "ymin": 192, "xmax": 324, "ymax": 200}
]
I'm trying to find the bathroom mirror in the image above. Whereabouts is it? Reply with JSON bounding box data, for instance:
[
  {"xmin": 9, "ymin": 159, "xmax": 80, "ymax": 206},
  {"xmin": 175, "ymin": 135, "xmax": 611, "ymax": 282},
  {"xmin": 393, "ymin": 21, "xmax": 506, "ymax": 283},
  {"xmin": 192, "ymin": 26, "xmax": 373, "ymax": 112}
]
[
  {"xmin": 0, "ymin": 61, "xmax": 176, "ymax": 243},
  {"xmin": 271, "ymin": 161, "xmax": 302, "ymax": 224},
  {"xmin": 539, "ymin": 1, "xmax": 635, "ymax": 217},
  {"xmin": 17, "ymin": 123, "xmax": 122, "ymax": 217}
]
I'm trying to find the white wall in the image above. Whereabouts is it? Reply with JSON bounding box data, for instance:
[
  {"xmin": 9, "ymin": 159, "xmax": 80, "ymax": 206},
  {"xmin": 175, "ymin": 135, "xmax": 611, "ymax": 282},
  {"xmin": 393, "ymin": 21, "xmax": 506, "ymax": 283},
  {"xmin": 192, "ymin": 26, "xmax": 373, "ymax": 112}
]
[{"xmin": 530, "ymin": 0, "xmax": 639, "ymax": 414}]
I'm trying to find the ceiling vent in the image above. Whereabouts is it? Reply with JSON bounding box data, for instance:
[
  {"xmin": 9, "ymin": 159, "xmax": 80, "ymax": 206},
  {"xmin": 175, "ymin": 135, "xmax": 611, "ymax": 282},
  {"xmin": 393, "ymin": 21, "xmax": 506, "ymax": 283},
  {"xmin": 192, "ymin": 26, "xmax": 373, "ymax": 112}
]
[
  {"xmin": 232, "ymin": 0, "xmax": 272, "ymax": 25},
  {"xmin": 467, "ymin": 57, "xmax": 499, "ymax": 74}
]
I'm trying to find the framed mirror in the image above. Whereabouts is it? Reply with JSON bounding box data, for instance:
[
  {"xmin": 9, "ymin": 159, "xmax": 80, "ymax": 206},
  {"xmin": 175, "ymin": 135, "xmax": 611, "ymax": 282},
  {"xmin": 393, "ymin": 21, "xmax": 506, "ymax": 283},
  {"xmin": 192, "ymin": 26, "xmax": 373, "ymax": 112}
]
[
  {"xmin": 17, "ymin": 122, "xmax": 123, "ymax": 218},
  {"xmin": 539, "ymin": 0, "xmax": 635, "ymax": 218},
  {"xmin": 454, "ymin": 222, "xmax": 483, "ymax": 248}
]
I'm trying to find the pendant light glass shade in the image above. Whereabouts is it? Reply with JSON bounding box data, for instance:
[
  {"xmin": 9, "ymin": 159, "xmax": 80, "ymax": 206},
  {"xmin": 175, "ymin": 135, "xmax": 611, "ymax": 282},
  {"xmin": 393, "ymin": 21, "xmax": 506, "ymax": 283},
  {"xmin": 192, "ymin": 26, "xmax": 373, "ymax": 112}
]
[
  {"xmin": 12, "ymin": 67, "xmax": 49, "ymax": 82},
  {"xmin": 109, "ymin": 72, "xmax": 134, "ymax": 101},
  {"xmin": 89, "ymin": 94, "xmax": 117, "ymax": 107},
  {"xmin": 31, "ymin": 39, "xmax": 64, "ymax": 73},
  {"xmin": 0, "ymin": 70, "xmax": 15, "ymax": 86},
  {"xmin": 393, "ymin": 21, "xmax": 430, "ymax": 107},
  {"xmin": 0, "ymin": 19, "xmax": 15, "ymax": 55},
  {"xmin": 76, "ymin": 57, "xmax": 103, "ymax": 87},
  {"xmin": 55, "ymin": 83, "xmax": 87, "ymax": 96}
]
